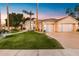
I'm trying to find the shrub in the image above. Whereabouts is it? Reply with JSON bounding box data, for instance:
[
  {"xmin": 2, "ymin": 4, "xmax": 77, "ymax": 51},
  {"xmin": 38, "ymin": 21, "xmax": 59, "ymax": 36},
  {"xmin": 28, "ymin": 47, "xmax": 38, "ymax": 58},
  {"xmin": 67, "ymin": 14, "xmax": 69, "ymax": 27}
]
[
  {"xmin": 76, "ymin": 29, "xmax": 79, "ymax": 32},
  {"xmin": 0, "ymin": 29, "xmax": 9, "ymax": 34},
  {"xmin": 11, "ymin": 29, "xmax": 19, "ymax": 33},
  {"xmin": 23, "ymin": 27, "xmax": 26, "ymax": 30}
]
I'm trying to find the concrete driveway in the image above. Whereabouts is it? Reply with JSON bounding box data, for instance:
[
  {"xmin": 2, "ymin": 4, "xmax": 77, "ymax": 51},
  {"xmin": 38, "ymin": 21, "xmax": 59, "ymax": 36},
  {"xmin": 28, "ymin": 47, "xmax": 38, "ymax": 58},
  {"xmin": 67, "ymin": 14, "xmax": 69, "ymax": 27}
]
[{"xmin": 47, "ymin": 32, "xmax": 79, "ymax": 49}]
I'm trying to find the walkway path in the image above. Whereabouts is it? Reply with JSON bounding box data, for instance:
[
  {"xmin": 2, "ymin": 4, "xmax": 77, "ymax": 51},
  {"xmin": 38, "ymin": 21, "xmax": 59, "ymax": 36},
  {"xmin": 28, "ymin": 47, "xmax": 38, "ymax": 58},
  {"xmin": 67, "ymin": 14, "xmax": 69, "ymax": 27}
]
[{"xmin": 2, "ymin": 30, "xmax": 27, "ymax": 37}]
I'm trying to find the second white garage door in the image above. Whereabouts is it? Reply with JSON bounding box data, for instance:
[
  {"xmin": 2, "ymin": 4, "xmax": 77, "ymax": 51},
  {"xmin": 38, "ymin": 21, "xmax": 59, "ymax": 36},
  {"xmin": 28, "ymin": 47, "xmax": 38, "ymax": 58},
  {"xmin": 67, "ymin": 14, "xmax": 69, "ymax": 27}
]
[
  {"xmin": 44, "ymin": 24, "xmax": 54, "ymax": 32},
  {"xmin": 59, "ymin": 24, "xmax": 73, "ymax": 32}
]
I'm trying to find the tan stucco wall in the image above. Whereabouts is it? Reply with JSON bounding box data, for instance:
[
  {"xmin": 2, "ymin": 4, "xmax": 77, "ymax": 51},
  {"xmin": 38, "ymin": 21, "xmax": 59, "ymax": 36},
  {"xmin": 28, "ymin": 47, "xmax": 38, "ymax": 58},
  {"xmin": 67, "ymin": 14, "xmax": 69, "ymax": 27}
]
[
  {"xmin": 57, "ymin": 16, "xmax": 78, "ymax": 32},
  {"xmin": 43, "ymin": 21, "xmax": 55, "ymax": 25},
  {"xmin": 58, "ymin": 16, "xmax": 78, "ymax": 24},
  {"xmin": 73, "ymin": 23, "xmax": 78, "ymax": 32},
  {"xmin": 42, "ymin": 21, "xmax": 55, "ymax": 32},
  {"xmin": 57, "ymin": 23, "xmax": 78, "ymax": 32},
  {"xmin": 39, "ymin": 16, "xmax": 79, "ymax": 32}
]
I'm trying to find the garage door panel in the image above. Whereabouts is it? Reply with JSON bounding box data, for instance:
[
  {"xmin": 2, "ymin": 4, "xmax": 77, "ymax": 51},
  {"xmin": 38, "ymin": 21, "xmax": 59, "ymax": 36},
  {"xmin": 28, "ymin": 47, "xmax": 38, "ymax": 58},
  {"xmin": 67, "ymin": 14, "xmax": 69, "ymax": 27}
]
[
  {"xmin": 44, "ymin": 24, "xmax": 54, "ymax": 32},
  {"xmin": 59, "ymin": 24, "xmax": 73, "ymax": 32}
]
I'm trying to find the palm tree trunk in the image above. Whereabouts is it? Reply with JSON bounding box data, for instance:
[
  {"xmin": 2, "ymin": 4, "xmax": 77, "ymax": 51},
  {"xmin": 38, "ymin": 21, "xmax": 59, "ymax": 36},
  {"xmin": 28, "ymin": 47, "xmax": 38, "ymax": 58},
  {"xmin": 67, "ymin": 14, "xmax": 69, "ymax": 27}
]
[
  {"xmin": 7, "ymin": 5, "xmax": 10, "ymax": 31},
  {"xmin": 78, "ymin": 12, "xmax": 79, "ymax": 18},
  {"xmin": 30, "ymin": 15, "xmax": 31, "ymax": 30},
  {"xmin": 0, "ymin": 11, "xmax": 1, "ymax": 31},
  {"xmin": 35, "ymin": 3, "xmax": 39, "ymax": 31}
]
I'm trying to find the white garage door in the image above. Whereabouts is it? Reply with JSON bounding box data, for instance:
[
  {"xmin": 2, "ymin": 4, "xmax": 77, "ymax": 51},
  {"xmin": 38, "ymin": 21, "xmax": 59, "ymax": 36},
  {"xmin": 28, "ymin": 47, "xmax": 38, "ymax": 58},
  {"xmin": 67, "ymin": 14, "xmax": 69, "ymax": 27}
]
[
  {"xmin": 44, "ymin": 24, "xmax": 54, "ymax": 32},
  {"xmin": 59, "ymin": 24, "xmax": 73, "ymax": 32}
]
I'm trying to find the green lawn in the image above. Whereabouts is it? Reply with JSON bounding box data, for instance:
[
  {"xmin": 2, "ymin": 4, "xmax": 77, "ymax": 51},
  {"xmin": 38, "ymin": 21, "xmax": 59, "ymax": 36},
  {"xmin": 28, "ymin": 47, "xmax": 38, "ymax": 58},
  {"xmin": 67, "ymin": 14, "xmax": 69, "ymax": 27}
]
[{"xmin": 0, "ymin": 31, "xmax": 64, "ymax": 49}]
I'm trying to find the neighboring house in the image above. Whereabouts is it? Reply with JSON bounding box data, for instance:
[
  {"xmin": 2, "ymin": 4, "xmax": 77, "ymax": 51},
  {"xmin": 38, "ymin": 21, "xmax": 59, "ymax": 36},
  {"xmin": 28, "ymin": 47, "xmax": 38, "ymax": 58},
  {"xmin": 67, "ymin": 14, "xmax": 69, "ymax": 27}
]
[{"xmin": 39, "ymin": 16, "xmax": 79, "ymax": 32}]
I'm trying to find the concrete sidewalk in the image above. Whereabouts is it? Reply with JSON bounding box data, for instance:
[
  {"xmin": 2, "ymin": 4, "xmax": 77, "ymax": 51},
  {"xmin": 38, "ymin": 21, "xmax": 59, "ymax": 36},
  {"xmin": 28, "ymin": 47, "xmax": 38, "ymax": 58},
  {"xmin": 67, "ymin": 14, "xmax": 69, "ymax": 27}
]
[{"xmin": 0, "ymin": 49, "xmax": 79, "ymax": 56}]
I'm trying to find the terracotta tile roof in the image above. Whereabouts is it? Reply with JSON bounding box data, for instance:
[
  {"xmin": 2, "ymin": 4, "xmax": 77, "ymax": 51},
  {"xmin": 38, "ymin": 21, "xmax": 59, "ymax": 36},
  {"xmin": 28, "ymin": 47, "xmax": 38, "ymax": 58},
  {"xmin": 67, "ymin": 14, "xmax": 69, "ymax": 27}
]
[
  {"xmin": 41, "ymin": 18, "xmax": 59, "ymax": 22},
  {"xmin": 39, "ymin": 16, "xmax": 74, "ymax": 22}
]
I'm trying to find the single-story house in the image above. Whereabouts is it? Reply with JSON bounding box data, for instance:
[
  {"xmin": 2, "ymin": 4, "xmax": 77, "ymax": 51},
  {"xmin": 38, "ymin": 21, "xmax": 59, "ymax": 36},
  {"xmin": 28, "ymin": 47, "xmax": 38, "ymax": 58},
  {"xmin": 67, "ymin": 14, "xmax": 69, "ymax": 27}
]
[{"xmin": 39, "ymin": 16, "xmax": 79, "ymax": 32}]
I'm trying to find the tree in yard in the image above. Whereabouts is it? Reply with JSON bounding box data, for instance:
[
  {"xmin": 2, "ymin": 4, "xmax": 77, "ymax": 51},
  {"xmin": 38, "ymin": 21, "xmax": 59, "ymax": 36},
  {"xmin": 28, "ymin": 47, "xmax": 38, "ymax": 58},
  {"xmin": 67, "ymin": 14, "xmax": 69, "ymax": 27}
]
[
  {"xmin": 75, "ymin": 5, "xmax": 79, "ymax": 18},
  {"xmin": 74, "ymin": 5, "xmax": 79, "ymax": 21},
  {"xmin": 22, "ymin": 10, "xmax": 34, "ymax": 30},
  {"xmin": 65, "ymin": 8, "xmax": 75, "ymax": 17},
  {"xmin": 22, "ymin": 17, "xmax": 30, "ymax": 24},
  {"xmin": 5, "ymin": 13, "xmax": 23, "ymax": 30},
  {"xmin": 22, "ymin": 17, "xmax": 35, "ymax": 30},
  {"xmin": 65, "ymin": 6, "xmax": 79, "ymax": 28}
]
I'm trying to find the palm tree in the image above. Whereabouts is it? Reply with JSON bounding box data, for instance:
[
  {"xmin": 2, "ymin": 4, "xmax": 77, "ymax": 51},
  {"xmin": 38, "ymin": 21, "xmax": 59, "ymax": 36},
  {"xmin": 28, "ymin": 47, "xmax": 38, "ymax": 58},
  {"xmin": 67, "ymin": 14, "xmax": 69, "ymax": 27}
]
[
  {"xmin": 35, "ymin": 3, "xmax": 39, "ymax": 31},
  {"xmin": 74, "ymin": 5, "xmax": 79, "ymax": 27},
  {"xmin": 0, "ymin": 10, "xmax": 1, "ymax": 31},
  {"xmin": 22, "ymin": 10, "xmax": 34, "ymax": 30},
  {"xmin": 75, "ymin": 5, "xmax": 79, "ymax": 18},
  {"xmin": 66, "ymin": 8, "xmax": 71, "ymax": 15},
  {"xmin": 6, "ymin": 5, "xmax": 10, "ymax": 31},
  {"xmin": 66, "ymin": 8, "xmax": 75, "ymax": 17}
]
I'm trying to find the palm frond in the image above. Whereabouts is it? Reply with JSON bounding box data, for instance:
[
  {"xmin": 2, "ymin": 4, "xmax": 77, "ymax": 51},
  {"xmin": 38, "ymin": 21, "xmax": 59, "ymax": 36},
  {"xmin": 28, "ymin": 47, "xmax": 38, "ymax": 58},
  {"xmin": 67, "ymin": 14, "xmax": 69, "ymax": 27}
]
[{"xmin": 22, "ymin": 10, "xmax": 29, "ymax": 14}]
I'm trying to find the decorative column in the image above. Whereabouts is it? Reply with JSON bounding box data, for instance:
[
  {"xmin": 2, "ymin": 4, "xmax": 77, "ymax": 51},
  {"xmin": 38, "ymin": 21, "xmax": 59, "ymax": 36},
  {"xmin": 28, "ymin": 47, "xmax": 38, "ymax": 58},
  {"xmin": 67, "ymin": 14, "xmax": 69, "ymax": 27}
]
[
  {"xmin": 52, "ymin": 23, "xmax": 54, "ymax": 32},
  {"xmin": 55, "ymin": 22, "xmax": 58, "ymax": 32},
  {"xmin": 73, "ymin": 23, "xmax": 76, "ymax": 32},
  {"xmin": 51, "ymin": 23, "xmax": 54, "ymax": 32},
  {"xmin": 41, "ymin": 21, "xmax": 44, "ymax": 32}
]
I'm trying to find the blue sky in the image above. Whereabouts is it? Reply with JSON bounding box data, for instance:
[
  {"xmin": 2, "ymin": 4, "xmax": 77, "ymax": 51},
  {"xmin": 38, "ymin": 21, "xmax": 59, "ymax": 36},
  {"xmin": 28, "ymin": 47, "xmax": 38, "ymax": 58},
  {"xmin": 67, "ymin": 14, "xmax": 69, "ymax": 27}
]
[{"xmin": 0, "ymin": 3, "xmax": 78, "ymax": 22}]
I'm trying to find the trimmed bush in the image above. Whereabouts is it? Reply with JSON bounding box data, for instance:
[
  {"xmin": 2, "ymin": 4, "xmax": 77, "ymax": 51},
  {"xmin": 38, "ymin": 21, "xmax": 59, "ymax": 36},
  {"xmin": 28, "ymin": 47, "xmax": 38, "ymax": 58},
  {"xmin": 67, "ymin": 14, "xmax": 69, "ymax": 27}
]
[{"xmin": 11, "ymin": 29, "xmax": 19, "ymax": 33}]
